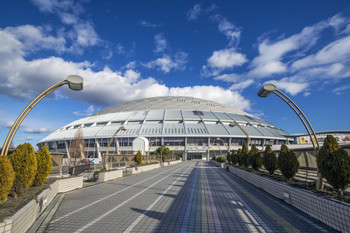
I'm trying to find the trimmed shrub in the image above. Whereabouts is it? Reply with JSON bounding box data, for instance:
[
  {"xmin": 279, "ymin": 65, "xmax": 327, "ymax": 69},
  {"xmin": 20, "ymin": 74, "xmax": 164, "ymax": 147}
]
[
  {"xmin": 176, "ymin": 156, "xmax": 181, "ymax": 160},
  {"xmin": 278, "ymin": 144, "xmax": 299, "ymax": 180},
  {"xmin": 216, "ymin": 156, "xmax": 226, "ymax": 163},
  {"xmin": 9, "ymin": 143, "xmax": 37, "ymax": 196},
  {"xmin": 250, "ymin": 144, "xmax": 262, "ymax": 171},
  {"xmin": 135, "ymin": 150, "xmax": 143, "ymax": 165},
  {"xmin": 212, "ymin": 155, "xmax": 216, "ymax": 161},
  {"xmin": 317, "ymin": 135, "xmax": 350, "ymax": 194},
  {"xmin": 162, "ymin": 154, "xmax": 166, "ymax": 162},
  {"xmin": 262, "ymin": 145, "xmax": 278, "ymax": 175},
  {"xmin": 226, "ymin": 151, "xmax": 231, "ymax": 163},
  {"xmin": 241, "ymin": 142, "xmax": 250, "ymax": 168},
  {"xmin": 237, "ymin": 149, "xmax": 243, "ymax": 166},
  {"xmin": 32, "ymin": 146, "xmax": 52, "ymax": 186},
  {"xmin": 231, "ymin": 150, "xmax": 238, "ymax": 165},
  {"xmin": 0, "ymin": 156, "xmax": 15, "ymax": 204}
]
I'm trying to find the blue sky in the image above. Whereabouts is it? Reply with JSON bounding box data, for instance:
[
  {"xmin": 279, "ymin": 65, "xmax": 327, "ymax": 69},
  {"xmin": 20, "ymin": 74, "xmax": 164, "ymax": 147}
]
[{"xmin": 1, "ymin": 0, "xmax": 350, "ymax": 149}]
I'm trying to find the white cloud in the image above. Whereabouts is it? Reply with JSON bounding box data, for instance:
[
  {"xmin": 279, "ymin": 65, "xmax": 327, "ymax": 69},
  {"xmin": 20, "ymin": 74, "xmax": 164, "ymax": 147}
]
[
  {"xmin": 202, "ymin": 48, "xmax": 247, "ymax": 76},
  {"xmin": 265, "ymin": 78, "xmax": 309, "ymax": 96},
  {"xmin": 30, "ymin": 0, "xmax": 101, "ymax": 54},
  {"xmin": 187, "ymin": 4, "xmax": 202, "ymax": 21},
  {"xmin": 73, "ymin": 105, "xmax": 97, "ymax": 117},
  {"xmin": 144, "ymin": 52, "xmax": 188, "ymax": 73},
  {"xmin": 154, "ymin": 33, "xmax": 168, "ymax": 53},
  {"xmin": 292, "ymin": 35, "xmax": 350, "ymax": 73},
  {"xmin": 208, "ymin": 48, "xmax": 247, "ymax": 69},
  {"xmin": 17, "ymin": 137, "xmax": 33, "ymax": 141},
  {"xmin": 0, "ymin": 34, "xmax": 250, "ymax": 111},
  {"xmin": 140, "ymin": 20, "xmax": 159, "ymax": 28},
  {"xmin": 24, "ymin": 127, "xmax": 53, "ymax": 134},
  {"xmin": 248, "ymin": 14, "xmax": 349, "ymax": 78},
  {"xmin": 3, "ymin": 25, "xmax": 66, "ymax": 54},
  {"xmin": 229, "ymin": 79, "xmax": 254, "ymax": 91},
  {"xmin": 332, "ymin": 84, "xmax": 350, "ymax": 95},
  {"xmin": 212, "ymin": 15, "xmax": 241, "ymax": 46}
]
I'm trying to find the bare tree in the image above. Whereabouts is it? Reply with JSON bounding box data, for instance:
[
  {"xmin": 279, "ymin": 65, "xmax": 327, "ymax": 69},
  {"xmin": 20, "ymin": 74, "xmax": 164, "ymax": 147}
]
[{"xmin": 69, "ymin": 127, "xmax": 86, "ymax": 173}]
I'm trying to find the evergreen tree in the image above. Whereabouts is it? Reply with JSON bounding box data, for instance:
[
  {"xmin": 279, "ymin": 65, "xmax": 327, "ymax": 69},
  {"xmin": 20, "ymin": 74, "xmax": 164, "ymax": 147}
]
[
  {"xmin": 0, "ymin": 156, "xmax": 15, "ymax": 203},
  {"xmin": 135, "ymin": 150, "xmax": 143, "ymax": 165},
  {"xmin": 9, "ymin": 143, "xmax": 37, "ymax": 196},
  {"xmin": 237, "ymin": 148, "xmax": 243, "ymax": 166},
  {"xmin": 278, "ymin": 144, "xmax": 299, "ymax": 180},
  {"xmin": 241, "ymin": 142, "xmax": 250, "ymax": 168},
  {"xmin": 317, "ymin": 135, "xmax": 350, "ymax": 195},
  {"xmin": 33, "ymin": 146, "xmax": 52, "ymax": 186},
  {"xmin": 262, "ymin": 145, "xmax": 278, "ymax": 175},
  {"xmin": 250, "ymin": 144, "xmax": 262, "ymax": 171}
]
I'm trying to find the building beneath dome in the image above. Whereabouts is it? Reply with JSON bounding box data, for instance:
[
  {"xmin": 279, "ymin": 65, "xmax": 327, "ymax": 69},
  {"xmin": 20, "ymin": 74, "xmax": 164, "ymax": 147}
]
[{"xmin": 38, "ymin": 96, "xmax": 293, "ymax": 162}]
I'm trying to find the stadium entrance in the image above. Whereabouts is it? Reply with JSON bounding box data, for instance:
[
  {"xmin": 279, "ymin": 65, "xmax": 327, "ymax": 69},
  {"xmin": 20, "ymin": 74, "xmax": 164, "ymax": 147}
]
[{"xmin": 187, "ymin": 153, "xmax": 204, "ymax": 160}]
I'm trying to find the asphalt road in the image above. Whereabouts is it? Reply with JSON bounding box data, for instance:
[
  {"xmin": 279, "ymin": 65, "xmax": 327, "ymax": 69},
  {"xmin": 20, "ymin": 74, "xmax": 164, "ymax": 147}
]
[{"xmin": 39, "ymin": 161, "xmax": 336, "ymax": 233}]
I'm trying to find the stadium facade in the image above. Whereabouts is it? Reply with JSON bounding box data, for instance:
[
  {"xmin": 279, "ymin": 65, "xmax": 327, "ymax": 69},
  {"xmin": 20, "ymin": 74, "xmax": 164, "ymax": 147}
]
[{"xmin": 38, "ymin": 96, "xmax": 293, "ymax": 161}]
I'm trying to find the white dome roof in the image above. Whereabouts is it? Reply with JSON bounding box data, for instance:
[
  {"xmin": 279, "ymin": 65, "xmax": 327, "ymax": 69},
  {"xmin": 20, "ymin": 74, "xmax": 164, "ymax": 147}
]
[{"xmin": 93, "ymin": 96, "xmax": 251, "ymax": 116}]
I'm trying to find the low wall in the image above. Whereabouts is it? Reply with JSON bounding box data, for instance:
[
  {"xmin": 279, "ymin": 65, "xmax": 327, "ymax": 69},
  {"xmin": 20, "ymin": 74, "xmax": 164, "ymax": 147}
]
[
  {"xmin": 211, "ymin": 160, "xmax": 225, "ymax": 168},
  {"xmin": 221, "ymin": 163, "xmax": 350, "ymax": 233},
  {"xmin": 99, "ymin": 169, "xmax": 123, "ymax": 182},
  {"xmin": 0, "ymin": 177, "xmax": 83, "ymax": 233}
]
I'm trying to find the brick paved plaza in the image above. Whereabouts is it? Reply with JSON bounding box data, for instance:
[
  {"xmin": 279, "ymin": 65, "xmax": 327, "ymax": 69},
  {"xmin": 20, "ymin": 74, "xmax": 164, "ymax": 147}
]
[{"xmin": 38, "ymin": 162, "xmax": 336, "ymax": 232}]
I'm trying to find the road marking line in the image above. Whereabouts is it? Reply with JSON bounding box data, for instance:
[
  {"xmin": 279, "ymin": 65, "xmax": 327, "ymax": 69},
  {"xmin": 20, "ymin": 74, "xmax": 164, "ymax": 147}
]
[
  {"xmin": 73, "ymin": 164, "xmax": 191, "ymax": 233},
  {"xmin": 51, "ymin": 164, "xmax": 181, "ymax": 224},
  {"xmin": 123, "ymin": 164, "xmax": 194, "ymax": 233}
]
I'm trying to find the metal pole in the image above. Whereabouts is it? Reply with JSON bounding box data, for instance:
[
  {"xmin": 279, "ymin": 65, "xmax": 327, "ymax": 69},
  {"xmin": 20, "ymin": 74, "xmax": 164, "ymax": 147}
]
[
  {"xmin": 1, "ymin": 80, "xmax": 68, "ymax": 156},
  {"xmin": 274, "ymin": 89, "xmax": 323, "ymax": 189}
]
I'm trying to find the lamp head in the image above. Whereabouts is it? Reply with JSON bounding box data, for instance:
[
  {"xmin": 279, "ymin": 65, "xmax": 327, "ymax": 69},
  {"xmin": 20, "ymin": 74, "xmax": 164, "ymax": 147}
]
[
  {"xmin": 229, "ymin": 123, "xmax": 236, "ymax": 127},
  {"xmin": 66, "ymin": 75, "xmax": 83, "ymax": 91},
  {"xmin": 257, "ymin": 84, "xmax": 276, "ymax": 97},
  {"xmin": 119, "ymin": 126, "xmax": 127, "ymax": 131}
]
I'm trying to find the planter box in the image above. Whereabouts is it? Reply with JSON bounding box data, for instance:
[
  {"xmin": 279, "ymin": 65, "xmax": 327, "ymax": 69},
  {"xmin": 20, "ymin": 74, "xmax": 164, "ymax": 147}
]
[
  {"xmin": 211, "ymin": 160, "xmax": 225, "ymax": 168},
  {"xmin": 0, "ymin": 177, "xmax": 83, "ymax": 233},
  {"xmin": 99, "ymin": 169, "xmax": 123, "ymax": 182},
  {"xmin": 221, "ymin": 163, "xmax": 350, "ymax": 233}
]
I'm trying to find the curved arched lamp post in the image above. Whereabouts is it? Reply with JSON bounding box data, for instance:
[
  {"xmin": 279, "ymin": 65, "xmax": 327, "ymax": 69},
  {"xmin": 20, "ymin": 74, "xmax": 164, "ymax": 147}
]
[
  {"xmin": 104, "ymin": 125, "xmax": 127, "ymax": 170},
  {"xmin": 147, "ymin": 139, "xmax": 159, "ymax": 164},
  {"xmin": 229, "ymin": 122, "xmax": 252, "ymax": 148},
  {"xmin": 257, "ymin": 84, "xmax": 323, "ymax": 189},
  {"xmin": 216, "ymin": 137, "xmax": 230, "ymax": 156},
  {"xmin": 1, "ymin": 75, "xmax": 83, "ymax": 156}
]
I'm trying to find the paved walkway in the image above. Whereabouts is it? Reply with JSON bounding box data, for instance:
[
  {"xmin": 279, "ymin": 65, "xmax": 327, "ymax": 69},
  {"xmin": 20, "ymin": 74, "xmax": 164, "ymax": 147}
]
[{"xmin": 38, "ymin": 162, "xmax": 336, "ymax": 232}]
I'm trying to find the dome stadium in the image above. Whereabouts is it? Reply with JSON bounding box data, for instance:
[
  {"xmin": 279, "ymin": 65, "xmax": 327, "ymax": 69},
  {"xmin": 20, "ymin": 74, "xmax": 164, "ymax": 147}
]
[{"xmin": 38, "ymin": 96, "xmax": 292, "ymax": 161}]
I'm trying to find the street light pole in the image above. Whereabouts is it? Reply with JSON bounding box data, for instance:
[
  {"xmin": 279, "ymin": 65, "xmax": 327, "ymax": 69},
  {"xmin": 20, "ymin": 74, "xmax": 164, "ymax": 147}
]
[
  {"xmin": 147, "ymin": 139, "xmax": 159, "ymax": 164},
  {"xmin": 216, "ymin": 137, "xmax": 229, "ymax": 155},
  {"xmin": 229, "ymin": 122, "xmax": 252, "ymax": 148},
  {"xmin": 104, "ymin": 126, "xmax": 127, "ymax": 170},
  {"xmin": 257, "ymin": 84, "xmax": 323, "ymax": 189},
  {"xmin": 1, "ymin": 75, "xmax": 83, "ymax": 156}
]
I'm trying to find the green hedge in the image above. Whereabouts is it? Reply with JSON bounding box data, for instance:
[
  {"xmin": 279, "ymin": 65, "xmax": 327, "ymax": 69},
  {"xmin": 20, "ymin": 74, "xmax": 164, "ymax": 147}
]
[
  {"xmin": 10, "ymin": 143, "xmax": 37, "ymax": 196},
  {"xmin": 32, "ymin": 146, "xmax": 52, "ymax": 186},
  {"xmin": 0, "ymin": 156, "xmax": 15, "ymax": 204}
]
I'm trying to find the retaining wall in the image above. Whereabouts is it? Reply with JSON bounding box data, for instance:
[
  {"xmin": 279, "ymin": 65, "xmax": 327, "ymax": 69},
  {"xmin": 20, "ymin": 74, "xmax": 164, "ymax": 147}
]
[
  {"xmin": 214, "ymin": 162, "xmax": 350, "ymax": 233},
  {"xmin": 0, "ymin": 177, "xmax": 83, "ymax": 233}
]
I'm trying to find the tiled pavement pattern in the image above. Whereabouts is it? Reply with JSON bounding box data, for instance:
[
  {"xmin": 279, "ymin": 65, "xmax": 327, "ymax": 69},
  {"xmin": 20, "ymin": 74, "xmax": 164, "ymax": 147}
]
[{"xmin": 41, "ymin": 162, "xmax": 336, "ymax": 232}]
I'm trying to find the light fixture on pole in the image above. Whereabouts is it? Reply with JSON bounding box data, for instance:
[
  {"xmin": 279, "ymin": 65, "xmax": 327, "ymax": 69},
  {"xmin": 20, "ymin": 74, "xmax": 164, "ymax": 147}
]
[
  {"xmin": 104, "ymin": 125, "xmax": 127, "ymax": 170},
  {"xmin": 1, "ymin": 75, "xmax": 83, "ymax": 156},
  {"xmin": 229, "ymin": 122, "xmax": 252, "ymax": 147},
  {"xmin": 257, "ymin": 83, "xmax": 323, "ymax": 189},
  {"xmin": 147, "ymin": 139, "xmax": 159, "ymax": 164}
]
